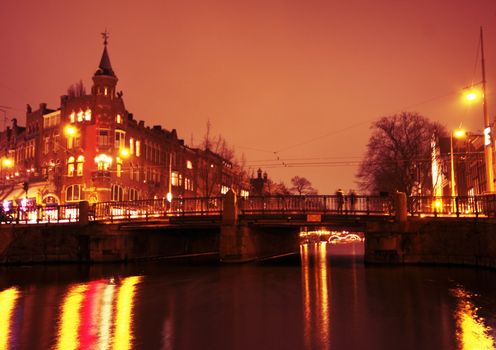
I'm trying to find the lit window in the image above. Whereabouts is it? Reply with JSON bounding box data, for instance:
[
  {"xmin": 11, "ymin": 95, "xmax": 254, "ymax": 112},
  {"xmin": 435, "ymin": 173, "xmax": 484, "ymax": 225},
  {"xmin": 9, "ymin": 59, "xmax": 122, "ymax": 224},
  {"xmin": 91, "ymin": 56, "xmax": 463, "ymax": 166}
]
[
  {"xmin": 178, "ymin": 173, "xmax": 183, "ymax": 187},
  {"xmin": 69, "ymin": 112, "xmax": 76, "ymax": 123},
  {"xmin": 129, "ymin": 138, "xmax": 134, "ymax": 154},
  {"xmin": 171, "ymin": 171, "xmax": 179, "ymax": 186},
  {"xmin": 77, "ymin": 110, "xmax": 84, "ymax": 122},
  {"xmin": 221, "ymin": 185, "xmax": 230, "ymax": 194},
  {"xmin": 104, "ymin": 87, "xmax": 108, "ymax": 96},
  {"xmin": 116, "ymin": 114, "xmax": 122, "ymax": 124},
  {"xmin": 67, "ymin": 156, "xmax": 75, "ymax": 177},
  {"xmin": 116, "ymin": 157, "xmax": 122, "ymax": 177},
  {"xmin": 76, "ymin": 155, "xmax": 84, "ymax": 176},
  {"xmin": 66, "ymin": 184, "xmax": 81, "ymax": 202},
  {"xmin": 136, "ymin": 140, "xmax": 141, "ymax": 157},
  {"xmin": 186, "ymin": 160, "xmax": 193, "ymax": 169},
  {"xmin": 84, "ymin": 109, "xmax": 92, "ymax": 121}
]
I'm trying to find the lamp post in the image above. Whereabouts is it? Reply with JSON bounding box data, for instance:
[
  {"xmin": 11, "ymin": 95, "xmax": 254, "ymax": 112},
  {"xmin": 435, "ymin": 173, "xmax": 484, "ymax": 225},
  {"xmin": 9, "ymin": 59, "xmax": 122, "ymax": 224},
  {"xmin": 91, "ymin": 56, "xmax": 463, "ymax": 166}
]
[{"xmin": 465, "ymin": 28, "xmax": 495, "ymax": 193}]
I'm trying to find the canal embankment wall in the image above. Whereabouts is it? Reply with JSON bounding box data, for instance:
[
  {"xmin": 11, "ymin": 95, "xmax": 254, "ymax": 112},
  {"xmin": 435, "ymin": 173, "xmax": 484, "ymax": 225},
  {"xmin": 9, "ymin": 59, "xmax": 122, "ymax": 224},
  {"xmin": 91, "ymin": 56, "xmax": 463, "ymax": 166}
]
[
  {"xmin": 0, "ymin": 222, "xmax": 220, "ymax": 264},
  {"xmin": 364, "ymin": 192, "xmax": 496, "ymax": 269}
]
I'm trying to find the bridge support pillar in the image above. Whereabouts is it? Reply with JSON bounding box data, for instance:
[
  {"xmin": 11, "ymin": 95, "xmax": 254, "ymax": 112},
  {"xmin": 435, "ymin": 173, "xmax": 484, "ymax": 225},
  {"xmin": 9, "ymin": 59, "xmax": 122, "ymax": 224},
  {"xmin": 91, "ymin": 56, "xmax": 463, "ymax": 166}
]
[
  {"xmin": 220, "ymin": 190, "xmax": 257, "ymax": 262},
  {"xmin": 394, "ymin": 192, "xmax": 407, "ymax": 226},
  {"xmin": 79, "ymin": 201, "xmax": 89, "ymax": 225}
]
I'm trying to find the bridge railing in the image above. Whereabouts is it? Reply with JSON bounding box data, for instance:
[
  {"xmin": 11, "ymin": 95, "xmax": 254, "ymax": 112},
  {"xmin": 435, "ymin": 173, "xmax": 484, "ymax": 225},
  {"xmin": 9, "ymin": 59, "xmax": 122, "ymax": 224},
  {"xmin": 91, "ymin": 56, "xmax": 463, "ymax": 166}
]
[
  {"xmin": 92, "ymin": 196, "xmax": 223, "ymax": 221},
  {"xmin": 2, "ymin": 203, "xmax": 80, "ymax": 224},
  {"xmin": 407, "ymin": 195, "xmax": 496, "ymax": 217},
  {"xmin": 238, "ymin": 195, "xmax": 394, "ymax": 216}
]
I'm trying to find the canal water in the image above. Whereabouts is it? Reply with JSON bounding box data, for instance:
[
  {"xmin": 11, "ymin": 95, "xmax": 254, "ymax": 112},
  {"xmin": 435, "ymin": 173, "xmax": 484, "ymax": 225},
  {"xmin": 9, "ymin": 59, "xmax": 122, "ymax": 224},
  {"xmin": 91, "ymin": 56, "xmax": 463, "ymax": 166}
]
[{"xmin": 1, "ymin": 242, "xmax": 496, "ymax": 350}]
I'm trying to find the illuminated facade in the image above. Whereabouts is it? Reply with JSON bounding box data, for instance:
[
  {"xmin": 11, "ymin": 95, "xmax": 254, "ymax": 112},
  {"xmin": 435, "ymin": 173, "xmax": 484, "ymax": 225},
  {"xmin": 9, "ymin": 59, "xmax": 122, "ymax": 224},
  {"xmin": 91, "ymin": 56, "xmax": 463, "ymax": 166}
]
[
  {"xmin": 431, "ymin": 133, "xmax": 486, "ymax": 197},
  {"xmin": 0, "ymin": 38, "xmax": 239, "ymax": 205}
]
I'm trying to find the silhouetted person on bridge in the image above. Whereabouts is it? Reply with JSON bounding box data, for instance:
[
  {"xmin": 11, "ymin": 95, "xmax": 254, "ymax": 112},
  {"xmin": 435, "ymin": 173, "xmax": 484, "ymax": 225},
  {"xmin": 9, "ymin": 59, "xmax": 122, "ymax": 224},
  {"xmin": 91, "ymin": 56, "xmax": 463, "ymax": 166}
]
[{"xmin": 336, "ymin": 188, "xmax": 344, "ymax": 213}]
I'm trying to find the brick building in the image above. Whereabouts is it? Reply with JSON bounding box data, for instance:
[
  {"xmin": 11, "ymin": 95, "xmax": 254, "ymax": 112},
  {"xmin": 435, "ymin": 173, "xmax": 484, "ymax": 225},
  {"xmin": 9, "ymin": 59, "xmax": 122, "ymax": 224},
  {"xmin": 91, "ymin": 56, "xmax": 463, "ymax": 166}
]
[{"xmin": 0, "ymin": 37, "xmax": 241, "ymax": 205}]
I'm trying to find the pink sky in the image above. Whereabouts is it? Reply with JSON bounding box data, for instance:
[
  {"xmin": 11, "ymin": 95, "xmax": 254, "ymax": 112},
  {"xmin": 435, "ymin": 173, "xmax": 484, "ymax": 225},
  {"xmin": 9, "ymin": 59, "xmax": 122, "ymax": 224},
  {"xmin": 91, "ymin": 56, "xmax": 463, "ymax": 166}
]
[{"xmin": 1, "ymin": 0, "xmax": 496, "ymax": 194}]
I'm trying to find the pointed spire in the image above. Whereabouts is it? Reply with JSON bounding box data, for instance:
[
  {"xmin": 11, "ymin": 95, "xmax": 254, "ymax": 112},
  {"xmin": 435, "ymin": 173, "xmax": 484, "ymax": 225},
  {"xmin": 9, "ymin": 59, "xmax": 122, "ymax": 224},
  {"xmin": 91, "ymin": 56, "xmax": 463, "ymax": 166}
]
[{"xmin": 95, "ymin": 29, "xmax": 116, "ymax": 77}]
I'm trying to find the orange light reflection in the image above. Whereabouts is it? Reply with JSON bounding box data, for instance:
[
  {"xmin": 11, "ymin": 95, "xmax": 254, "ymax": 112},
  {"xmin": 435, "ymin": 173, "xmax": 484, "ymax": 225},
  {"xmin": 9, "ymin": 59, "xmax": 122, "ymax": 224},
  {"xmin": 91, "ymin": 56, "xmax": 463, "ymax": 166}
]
[
  {"xmin": 318, "ymin": 242, "xmax": 330, "ymax": 349},
  {"xmin": 452, "ymin": 287, "xmax": 495, "ymax": 350},
  {"xmin": 99, "ymin": 283, "xmax": 116, "ymax": 350},
  {"xmin": 113, "ymin": 276, "xmax": 142, "ymax": 350},
  {"xmin": 56, "ymin": 284, "xmax": 88, "ymax": 350},
  {"xmin": 0, "ymin": 287, "xmax": 20, "ymax": 350}
]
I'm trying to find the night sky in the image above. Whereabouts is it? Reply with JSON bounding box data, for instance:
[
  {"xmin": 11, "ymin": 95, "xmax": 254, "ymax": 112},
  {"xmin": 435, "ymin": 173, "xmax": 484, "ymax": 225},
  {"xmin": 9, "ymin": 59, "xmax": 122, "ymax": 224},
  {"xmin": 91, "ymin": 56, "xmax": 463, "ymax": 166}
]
[{"xmin": 1, "ymin": 0, "xmax": 496, "ymax": 194}]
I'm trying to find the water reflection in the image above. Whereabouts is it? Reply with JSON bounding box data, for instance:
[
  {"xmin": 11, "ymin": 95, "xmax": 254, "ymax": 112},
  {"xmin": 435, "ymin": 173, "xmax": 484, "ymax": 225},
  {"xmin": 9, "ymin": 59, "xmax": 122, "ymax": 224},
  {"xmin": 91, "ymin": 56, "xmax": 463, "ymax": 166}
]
[
  {"xmin": 0, "ymin": 287, "xmax": 20, "ymax": 350},
  {"xmin": 301, "ymin": 242, "xmax": 330, "ymax": 350},
  {"xmin": 452, "ymin": 287, "xmax": 496, "ymax": 350},
  {"xmin": 55, "ymin": 276, "xmax": 142, "ymax": 350},
  {"xmin": 113, "ymin": 276, "xmax": 142, "ymax": 350}
]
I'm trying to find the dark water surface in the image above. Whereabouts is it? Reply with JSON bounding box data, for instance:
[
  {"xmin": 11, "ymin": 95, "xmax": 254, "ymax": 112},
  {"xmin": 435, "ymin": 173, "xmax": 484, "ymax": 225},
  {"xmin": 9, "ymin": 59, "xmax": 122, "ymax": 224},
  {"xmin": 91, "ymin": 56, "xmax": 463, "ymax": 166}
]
[{"xmin": 1, "ymin": 242, "xmax": 496, "ymax": 350}]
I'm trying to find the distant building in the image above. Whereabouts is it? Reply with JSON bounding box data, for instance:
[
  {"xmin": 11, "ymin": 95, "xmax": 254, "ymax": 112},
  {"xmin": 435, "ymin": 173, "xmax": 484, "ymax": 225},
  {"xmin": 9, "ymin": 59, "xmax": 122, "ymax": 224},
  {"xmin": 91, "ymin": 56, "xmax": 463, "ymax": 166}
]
[
  {"xmin": 0, "ymin": 36, "xmax": 245, "ymax": 205},
  {"xmin": 250, "ymin": 168, "xmax": 268, "ymax": 196},
  {"xmin": 431, "ymin": 132, "xmax": 486, "ymax": 197}
]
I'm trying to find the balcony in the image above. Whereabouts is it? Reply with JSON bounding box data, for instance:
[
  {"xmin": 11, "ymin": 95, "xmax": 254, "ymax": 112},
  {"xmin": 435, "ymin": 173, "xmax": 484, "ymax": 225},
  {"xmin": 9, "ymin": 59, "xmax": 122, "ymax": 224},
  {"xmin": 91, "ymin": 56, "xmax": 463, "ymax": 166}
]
[{"xmin": 91, "ymin": 170, "xmax": 111, "ymax": 182}]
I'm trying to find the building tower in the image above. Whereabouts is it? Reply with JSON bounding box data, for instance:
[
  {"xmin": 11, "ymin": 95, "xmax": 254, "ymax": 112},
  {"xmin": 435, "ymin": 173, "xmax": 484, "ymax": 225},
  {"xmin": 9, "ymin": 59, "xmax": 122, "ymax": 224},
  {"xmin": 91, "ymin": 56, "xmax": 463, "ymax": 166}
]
[{"xmin": 91, "ymin": 30, "xmax": 118, "ymax": 98}]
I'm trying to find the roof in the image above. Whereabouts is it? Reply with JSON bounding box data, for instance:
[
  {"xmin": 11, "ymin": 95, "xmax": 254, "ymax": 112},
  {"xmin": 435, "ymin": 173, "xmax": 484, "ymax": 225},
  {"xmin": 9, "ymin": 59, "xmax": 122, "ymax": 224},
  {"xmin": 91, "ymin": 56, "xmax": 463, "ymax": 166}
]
[{"xmin": 94, "ymin": 45, "xmax": 116, "ymax": 77}]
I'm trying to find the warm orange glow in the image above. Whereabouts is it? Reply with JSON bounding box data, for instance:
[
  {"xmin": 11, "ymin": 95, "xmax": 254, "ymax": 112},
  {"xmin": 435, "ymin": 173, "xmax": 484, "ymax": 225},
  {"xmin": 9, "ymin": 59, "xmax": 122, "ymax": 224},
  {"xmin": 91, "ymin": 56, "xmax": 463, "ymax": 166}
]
[
  {"xmin": 452, "ymin": 287, "xmax": 495, "ymax": 350},
  {"xmin": 113, "ymin": 276, "xmax": 142, "ymax": 350},
  {"xmin": 454, "ymin": 129, "xmax": 466, "ymax": 138},
  {"xmin": 464, "ymin": 87, "xmax": 482, "ymax": 103},
  {"xmin": 56, "ymin": 284, "xmax": 88, "ymax": 350},
  {"xmin": 1, "ymin": 158, "xmax": 13, "ymax": 168},
  {"xmin": 465, "ymin": 91, "xmax": 478, "ymax": 101},
  {"xmin": 119, "ymin": 148, "xmax": 130, "ymax": 158},
  {"xmin": 300, "ymin": 244, "xmax": 312, "ymax": 350},
  {"xmin": 95, "ymin": 154, "xmax": 113, "ymax": 170},
  {"xmin": 0, "ymin": 287, "xmax": 20, "ymax": 350},
  {"xmin": 64, "ymin": 125, "xmax": 77, "ymax": 137},
  {"xmin": 318, "ymin": 242, "xmax": 330, "ymax": 346},
  {"xmin": 99, "ymin": 283, "xmax": 116, "ymax": 350},
  {"xmin": 433, "ymin": 199, "xmax": 442, "ymax": 210}
]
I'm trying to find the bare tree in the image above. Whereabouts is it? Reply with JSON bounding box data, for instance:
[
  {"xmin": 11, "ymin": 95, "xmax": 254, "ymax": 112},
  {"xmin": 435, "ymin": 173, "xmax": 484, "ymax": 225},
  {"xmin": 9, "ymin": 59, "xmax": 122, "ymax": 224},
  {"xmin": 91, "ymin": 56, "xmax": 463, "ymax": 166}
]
[
  {"xmin": 357, "ymin": 112, "xmax": 446, "ymax": 195},
  {"xmin": 290, "ymin": 176, "xmax": 317, "ymax": 195},
  {"xmin": 67, "ymin": 80, "xmax": 86, "ymax": 97}
]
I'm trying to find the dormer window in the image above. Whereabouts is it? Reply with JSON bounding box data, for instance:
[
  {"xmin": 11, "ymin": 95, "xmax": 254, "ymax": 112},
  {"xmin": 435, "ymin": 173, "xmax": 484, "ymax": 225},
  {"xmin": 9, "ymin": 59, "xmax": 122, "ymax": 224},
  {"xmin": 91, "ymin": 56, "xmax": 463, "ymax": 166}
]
[{"xmin": 116, "ymin": 114, "xmax": 122, "ymax": 124}]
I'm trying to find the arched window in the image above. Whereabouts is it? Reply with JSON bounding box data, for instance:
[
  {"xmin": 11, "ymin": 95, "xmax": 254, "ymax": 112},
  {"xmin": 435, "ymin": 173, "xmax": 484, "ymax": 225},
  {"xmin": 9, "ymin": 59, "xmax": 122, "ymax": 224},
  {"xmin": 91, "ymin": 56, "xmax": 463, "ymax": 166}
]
[
  {"xmin": 129, "ymin": 188, "xmax": 139, "ymax": 201},
  {"xmin": 76, "ymin": 155, "xmax": 84, "ymax": 176},
  {"xmin": 67, "ymin": 156, "xmax": 75, "ymax": 177},
  {"xmin": 111, "ymin": 184, "xmax": 123, "ymax": 201},
  {"xmin": 66, "ymin": 184, "xmax": 81, "ymax": 202}
]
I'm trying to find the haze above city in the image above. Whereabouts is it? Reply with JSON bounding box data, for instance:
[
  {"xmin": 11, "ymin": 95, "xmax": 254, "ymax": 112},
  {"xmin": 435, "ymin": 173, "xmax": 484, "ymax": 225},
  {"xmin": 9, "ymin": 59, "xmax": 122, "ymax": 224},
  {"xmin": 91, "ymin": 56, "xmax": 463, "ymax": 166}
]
[{"xmin": 1, "ymin": 0, "xmax": 496, "ymax": 194}]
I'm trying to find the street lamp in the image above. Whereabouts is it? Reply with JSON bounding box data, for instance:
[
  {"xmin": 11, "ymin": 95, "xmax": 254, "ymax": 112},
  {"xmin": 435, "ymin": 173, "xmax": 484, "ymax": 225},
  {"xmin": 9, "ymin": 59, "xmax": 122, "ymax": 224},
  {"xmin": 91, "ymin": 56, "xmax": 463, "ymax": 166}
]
[
  {"xmin": 463, "ymin": 27, "xmax": 495, "ymax": 193},
  {"xmin": 450, "ymin": 129, "xmax": 466, "ymax": 197}
]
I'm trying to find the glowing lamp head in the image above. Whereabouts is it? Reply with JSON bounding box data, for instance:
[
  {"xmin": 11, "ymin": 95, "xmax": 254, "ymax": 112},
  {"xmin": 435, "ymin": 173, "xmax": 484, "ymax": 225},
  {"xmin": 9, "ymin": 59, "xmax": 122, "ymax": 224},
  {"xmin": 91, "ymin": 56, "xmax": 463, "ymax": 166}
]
[
  {"xmin": 463, "ymin": 87, "xmax": 482, "ymax": 103},
  {"xmin": 1, "ymin": 158, "xmax": 13, "ymax": 168},
  {"xmin": 119, "ymin": 148, "xmax": 130, "ymax": 158},
  {"xmin": 64, "ymin": 125, "xmax": 77, "ymax": 136},
  {"xmin": 453, "ymin": 129, "xmax": 466, "ymax": 139},
  {"xmin": 465, "ymin": 92, "xmax": 478, "ymax": 101},
  {"xmin": 166, "ymin": 192, "xmax": 173, "ymax": 203}
]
